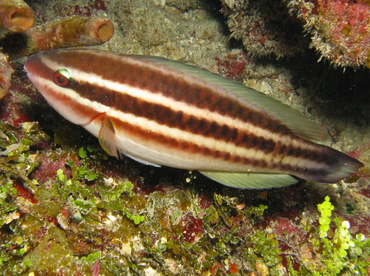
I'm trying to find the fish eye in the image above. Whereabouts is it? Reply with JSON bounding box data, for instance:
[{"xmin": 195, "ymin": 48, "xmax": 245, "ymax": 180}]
[{"xmin": 53, "ymin": 68, "xmax": 71, "ymax": 87}]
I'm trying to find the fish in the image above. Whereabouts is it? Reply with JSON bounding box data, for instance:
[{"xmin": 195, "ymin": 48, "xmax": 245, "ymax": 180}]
[{"xmin": 24, "ymin": 49, "xmax": 363, "ymax": 189}]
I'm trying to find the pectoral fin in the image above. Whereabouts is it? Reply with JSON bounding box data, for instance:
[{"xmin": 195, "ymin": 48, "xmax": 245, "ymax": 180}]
[
  {"xmin": 99, "ymin": 117, "xmax": 161, "ymax": 167},
  {"xmin": 99, "ymin": 117, "xmax": 120, "ymax": 158},
  {"xmin": 199, "ymin": 171, "xmax": 298, "ymax": 189}
]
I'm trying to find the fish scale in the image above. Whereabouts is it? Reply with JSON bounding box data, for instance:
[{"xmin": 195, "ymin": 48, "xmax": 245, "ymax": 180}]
[{"xmin": 24, "ymin": 49, "xmax": 363, "ymax": 189}]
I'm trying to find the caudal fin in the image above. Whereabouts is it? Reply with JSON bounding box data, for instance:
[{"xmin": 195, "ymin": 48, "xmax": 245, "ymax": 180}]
[{"xmin": 302, "ymin": 147, "xmax": 363, "ymax": 183}]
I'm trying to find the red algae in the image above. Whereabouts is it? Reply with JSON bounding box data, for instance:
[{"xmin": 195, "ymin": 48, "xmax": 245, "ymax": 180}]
[
  {"xmin": 177, "ymin": 214, "xmax": 203, "ymax": 243},
  {"xmin": 273, "ymin": 218, "xmax": 301, "ymax": 236},
  {"xmin": 50, "ymin": 0, "xmax": 109, "ymax": 17},
  {"xmin": 30, "ymin": 152, "xmax": 80, "ymax": 183},
  {"xmin": 198, "ymin": 193, "xmax": 212, "ymax": 209},
  {"xmin": 360, "ymin": 186, "xmax": 370, "ymax": 198},
  {"xmin": 88, "ymin": 0, "xmax": 109, "ymax": 12},
  {"xmin": 229, "ymin": 262, "xmax": 239, "ymax": 273},
  {"xmin": 215, "ymin": 53, "xmax": 248, "ymax": 81},
  {"xmin": 12, "ymin": 181, "xmax": 37, "ymax": 204}
]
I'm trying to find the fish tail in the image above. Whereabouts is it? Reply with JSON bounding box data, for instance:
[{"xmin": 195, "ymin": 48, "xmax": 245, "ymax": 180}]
[{"xmin": 299, "ymin": 146, "xmax": 363, "ymax": 183}]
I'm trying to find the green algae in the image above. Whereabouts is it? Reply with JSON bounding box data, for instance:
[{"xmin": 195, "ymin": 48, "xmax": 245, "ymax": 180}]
[
  {"xmin": 0, "ymin": 182, "xmax": 17, "ymax": 226},
  {"xmin": 318, "ymin": 195, "xmax": 335, "ymax": 238},
  {"xmin": 0, "ymin": 117, "xmax": 368, "ymax": 275},
  {"xmin": 288, "ymin": 196, "xmax": 370, "ymax": 275},
  {"xmin": 24, "ymin": 226, "xmax": 75, "ymax": 272},
  {"xmin": 0, "ymin": 122, "xmax": 48, "ymax": 229},
  {"xmin": 0, "ymin": 121, "xmax": 144, "ymax": 274},
  {"xmin": 314, "ymin": 197, "xmax": 370, "ymax": 275},
  {"xmin": 0, "ymin": 122, "xmax": 47, "ymax": 181}
]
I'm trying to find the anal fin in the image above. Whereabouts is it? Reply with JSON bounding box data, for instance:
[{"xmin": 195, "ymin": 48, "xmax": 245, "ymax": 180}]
[{"xmin": 199, "ymin": 171, "xmax": 298, "ymax": 189}]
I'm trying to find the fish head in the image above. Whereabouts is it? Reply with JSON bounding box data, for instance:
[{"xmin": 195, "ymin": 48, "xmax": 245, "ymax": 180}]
[{"xmin": 24, "ymin": 49, "xmax": 110, "ymax": 126}]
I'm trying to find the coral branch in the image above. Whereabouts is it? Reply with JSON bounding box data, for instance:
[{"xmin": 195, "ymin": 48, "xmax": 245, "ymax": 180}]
[
  {"xmin": 0, "ymin": 52, "xmax": 13, "ymax": 99},
  {"xmin": 0, "ymin": 0, "xmax": 34, "ymax": 32}
]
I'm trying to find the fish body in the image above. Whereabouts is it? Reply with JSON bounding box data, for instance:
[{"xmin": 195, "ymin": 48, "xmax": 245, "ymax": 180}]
[{"xmin": 24, "ymin": 49, "xmax": 363, "ymax": 189}]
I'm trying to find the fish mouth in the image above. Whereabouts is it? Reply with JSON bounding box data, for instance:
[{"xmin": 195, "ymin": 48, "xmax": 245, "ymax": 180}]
[
  {"xmin": 24, "ymin": 53, "xmax": 37, "ymax": 73},
  {"xmin": 24, "ymin": 52, "xmax": 55, "ymax": 83}
]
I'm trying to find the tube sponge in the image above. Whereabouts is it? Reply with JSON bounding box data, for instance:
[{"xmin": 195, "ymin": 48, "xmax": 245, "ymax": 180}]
[
  {"xmin": 23, "ymin": 16, "xmax": 114, "ymax": 56},
  {"xmin": 0, "ymin": 0, "xmax": 34, "ymax": 32}
]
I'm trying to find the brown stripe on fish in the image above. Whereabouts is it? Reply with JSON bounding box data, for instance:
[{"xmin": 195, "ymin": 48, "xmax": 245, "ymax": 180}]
[
  {"xmin": 38, "ymin": 53, "xmax": 335, "ymax": 171},
  {"xmin": 63, "ymin": 77, "xmax": 329, "ymax": 165},
  {"xmin": 67, "ymin": 80, "xmax": 299, "ymax": 146},
  {"xmin": 71, "ymin": 78, "xmax": 332, "ymax": 162},
  {"xmin": 104, "ymin": 115, "xmax": 331, "ymax": 178},
  {"xmin": 66, "ymin": 79, "xmax": 279, "ymax": 149},
  {"xmin": 104, "ymin": 105, "xmax": 335, "ymax": 176},
  {"xmin": 44, "ymin": 50, "xmax": 290, "ymax": 135}
]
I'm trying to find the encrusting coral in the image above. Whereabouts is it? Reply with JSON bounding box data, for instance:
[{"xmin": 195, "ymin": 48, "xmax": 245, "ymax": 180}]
[
  {"xmin": 286, "ymin": 0, "xmax": 370, "ymax": 68},
  {"xmin": 221, "ymin": 0, "xmax": 370, "ymax": 68},
  {"xmin": 220, "ymin": 0, "xmax": 306, "ymax": 58}
]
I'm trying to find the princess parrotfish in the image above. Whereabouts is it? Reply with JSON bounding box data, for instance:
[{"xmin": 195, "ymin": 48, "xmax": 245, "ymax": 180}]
[{"xmin": 24, "ymin": 49, "xmax": 363, "ymax": 189}]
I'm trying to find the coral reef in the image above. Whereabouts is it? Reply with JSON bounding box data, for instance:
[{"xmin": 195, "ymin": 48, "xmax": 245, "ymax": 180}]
[
  {"xmin": 0, "ymin": 136, "xmax": 368, "ymax": 274},
  {"xmin": 0, "ymin": 0, "xmax": 34, "ymax": 32},
  {"xmin": 220, "ymin": 0, "xmax": 307, "ymax": 58},
  {"xmin": 221, "ymin": 0, "xmax": 370, "ymax": 68},
  {"xmin": 0, "ymin": 0, "xmax": 368, "ymax": 275},
  {"xmin": 286, "ymin": 0, "xmax": 370, "ymax": 68}
]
